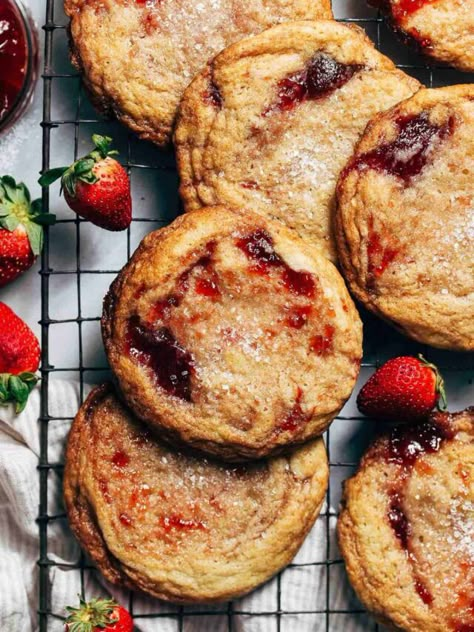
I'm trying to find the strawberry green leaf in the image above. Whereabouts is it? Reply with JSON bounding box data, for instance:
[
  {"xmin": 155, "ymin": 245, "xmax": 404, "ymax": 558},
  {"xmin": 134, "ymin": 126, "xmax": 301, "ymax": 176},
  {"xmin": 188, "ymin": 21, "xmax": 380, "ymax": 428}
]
[
  {"xmin": 38, "ymin": 167, "xmax": 69, "ymax": 187},
  {"xmin": 0, "ymin": 373, "xmax": 39, "ymax": 413},
  {"xmin": 92, "ymin": 134, "xmax": 113, "ymax": 158},
  {"xmin": 77, "ymin": 172, "xmax": 98, "ymax": 185},
  {"xmin": 0, "ymin": 214, "xmax": 20, "ymax": 232},
  {"xmin": 1, "ymin": 176, "xmax": 20, "ymax": 203},
  {"xmin": 33, "ymin": 212, "xmax": 56, "ymax": 226},
  {"xmin": 74, "ymin": 158, "xmax": 95, "ymax": 177},
  {"xmin": 25, "ymin": 221, "xmax": 43, "ymax": 256}
]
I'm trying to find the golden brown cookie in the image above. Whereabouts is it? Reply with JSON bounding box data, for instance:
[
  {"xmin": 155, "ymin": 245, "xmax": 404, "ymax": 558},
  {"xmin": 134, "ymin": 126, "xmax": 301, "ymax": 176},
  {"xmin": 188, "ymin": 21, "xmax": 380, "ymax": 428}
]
[
  {"xmin": 175, "ymin": 20, "xmax": 420, "ymax": 261},
  {"xmin": 64, "ymin": 0, "xmax": 332, "ymax": 146},
  {"xmin": 373, "ymin": 0, "xmax": 474, "ymax": 72},
  {"xmin": 102, "ymin": 206, "xmax": 362, "ymax": 461},
  {"xmin": 338, "ymin": 408, "xmax": 474, "ymax": 632},
  {"xmin": 64, "ymin": 384, "xmax": 329, "ymax": 603},
  {"xmin": 336, "ymin": 85, "xmax": 474, "ymax": 351}
]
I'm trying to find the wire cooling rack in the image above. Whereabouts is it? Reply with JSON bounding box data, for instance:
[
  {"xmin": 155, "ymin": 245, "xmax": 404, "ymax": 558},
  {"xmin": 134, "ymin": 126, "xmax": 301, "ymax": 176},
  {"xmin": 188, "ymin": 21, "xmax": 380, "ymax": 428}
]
[{"xmin": 37, "ymin": 0, "xmax": 474, "ymax": 630}]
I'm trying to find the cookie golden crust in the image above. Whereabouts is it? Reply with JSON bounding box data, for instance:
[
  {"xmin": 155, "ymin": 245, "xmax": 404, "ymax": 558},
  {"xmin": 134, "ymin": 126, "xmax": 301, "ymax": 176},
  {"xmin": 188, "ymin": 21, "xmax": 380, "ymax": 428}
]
[
  {"xmin": 102, "ymin": 206, "xmax": 362, "ymax": 461},
  {"xmin": 374, "ymin": 0, "xmax": 474, "ymax": 72},
  {"xmin": 174, "ymin": 20, "xmax": 420, "ymax": 262},
  {"xmin": 64, "ymin": 385, "xmax": 329, "ymax": 603},
  {"xmin": 64, "ymin": 0, "xmax": 332, "ymax": 147},
  {"xmin": 336, "ymin": 85, "xmax": 474, "ymax": 351},
  {"xmin": 338, "ymin": 408, "xmax": 474, "ymax": 632}
]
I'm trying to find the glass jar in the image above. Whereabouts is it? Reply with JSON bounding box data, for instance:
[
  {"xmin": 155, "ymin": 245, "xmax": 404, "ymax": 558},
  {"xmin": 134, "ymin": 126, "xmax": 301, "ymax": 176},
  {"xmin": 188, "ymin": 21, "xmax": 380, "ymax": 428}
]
[{"xmin": 0, "ymin": 0, "xmax": 39, "ymax": 134}]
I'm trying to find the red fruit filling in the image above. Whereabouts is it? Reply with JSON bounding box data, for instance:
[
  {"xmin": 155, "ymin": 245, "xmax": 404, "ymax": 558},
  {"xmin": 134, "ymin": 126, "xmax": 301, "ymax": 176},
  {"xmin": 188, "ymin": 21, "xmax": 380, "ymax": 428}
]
[
  {"xmin": 126, "ymin": 317, "xmax": 194, "ymax": 401},
  {"xmin": 415, "ymin": 580, "xmax": 433, "ymax": 606},
  {"xmin": 263, "ymin": 54, "xmax": 363, "ymax": 115},
  {"xmin": 0, "ymin": 1, "xmax": 28, "ymax": 124},
  {"xmin": 350, "ymin": 112, "xmax": 455, "ymax": 181},
  {"xmin": 310, "ymin": 324, "xmax": 335, "ymax": 355},
  {"xmin": 278, "ymin": 387, "xmax": 311, "ymax": 433},
  {"xmin": 392, "ymin": 0, "xmax": 437, "ymax": 19},
  {"xmin": 384, "ymin": 418, "xmax": 455, "ymax": 607},
  {"xmin": 386, "ymin": 420, "xmax": 453, "ymax": 468},
  {"xmin": 236, "ymin": 229, "xmax": 316, "ymax": 297},
  {"xmin": 367, "ymin": 221, "xmax": 399, "ymax": 282},
  {"xmin": 111, "ymin": 450, "xmax": 130, "ymax": 467},
  {"xmin": 388, "ymin": 491, "xmax": 411, "ymax": 548},
  {"xmin": 119, "ymin": 512, "xmax": 133, "ymax": 527}
]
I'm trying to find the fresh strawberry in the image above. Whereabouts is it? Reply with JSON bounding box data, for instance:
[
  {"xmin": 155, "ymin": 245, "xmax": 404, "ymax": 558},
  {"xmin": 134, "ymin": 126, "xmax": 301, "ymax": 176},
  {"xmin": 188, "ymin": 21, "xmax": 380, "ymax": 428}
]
[
  {"xmin": 39, "ymin": 135, "xmax": 132, "ymax": 231},
  {"xmin": 357, "ymin": 355, "xmax": 447, "ymax": 422},
  {"xmin": 64, "ymin": 597, "xmax": 133, "ymax": 632},
  {"xmin": 0, "ymin": 302, "xmax": 40, "ymax": 412},
  {"xmin": 0, "ymin": 176, "xmax": 55, "ymax": 287}
]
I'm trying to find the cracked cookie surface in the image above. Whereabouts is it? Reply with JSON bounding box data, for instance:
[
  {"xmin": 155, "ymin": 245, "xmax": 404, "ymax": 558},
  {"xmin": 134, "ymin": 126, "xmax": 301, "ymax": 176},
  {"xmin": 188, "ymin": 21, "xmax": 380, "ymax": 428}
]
[
  {"xmin": 64, "ymin": 0, "xmax": 332, "ymax": 146},
  {"xmin": 336, "ymin": 85, "xmax": 474, "ymax": 351},
  {"xmin": 175, "ymin": 20, "xmax": 420, "ymax": 261},
  {"xmin": 373, "ymin": 0, "xmax": 474, "ymax": 72},
  {"xmin": 102, "ymin": 205, "xmax": 362, "ymax": 461},
  {"xmin": 64, "ymin": 384, "xmax": 329, "ymax": 603},
  {"xmin": 338, "ymin": 407, "xmax": 474, "ymax": 632}
]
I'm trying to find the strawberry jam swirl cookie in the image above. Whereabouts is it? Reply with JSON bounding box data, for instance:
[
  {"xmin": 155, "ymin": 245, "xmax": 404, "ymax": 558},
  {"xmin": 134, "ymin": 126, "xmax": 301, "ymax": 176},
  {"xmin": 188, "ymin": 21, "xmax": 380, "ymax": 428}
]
[
  {"xmin": 174, "ymin": 20, "xmax": 420, "ymax": 262},
  {"xmin": 64, "ymin": 385, "xmax": 329, "ymax": 602},
  {"xmin": 336, "ymin": 85, "xmax": 474, "ymax": 351},
  {"xmin": 64, "ymin": 0, "xmax": 332, "ymax": 147},
  {"xmin": 102, "ymin": 206, "xmax": 362, "ymax": 461},
  {"xmin": 338, "ymin": 408, "xmax": 474, "ymax": 632},
  {"xmin": 372, "ymin": 0, "xmax": 474, "ymax": 72}
]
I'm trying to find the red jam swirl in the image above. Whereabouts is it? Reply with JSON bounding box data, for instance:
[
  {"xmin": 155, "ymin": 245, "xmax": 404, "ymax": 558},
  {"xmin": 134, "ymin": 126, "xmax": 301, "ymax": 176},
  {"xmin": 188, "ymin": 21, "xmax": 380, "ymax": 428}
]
[
  {"xmin": 278, "ymin": 387, "xmax": 311, "ymax": 433},
  {"xmin": 126, "ymin": 317, "xmax": 194, "ymax": 401},
  {"xmin": 263, "ymin": 54, "xmax": 363, "ymax": 115},
  {"xmin": 392, "ymin": 0, "xmax": 438, "ymax": 19},
  {"xmin": 386, "ymin": 419, "xmax": 452, "ymax": 468},
  {"xmin": 0, "ymin": 0, "xmax": 28, "ymax": 124},
  {"xmin": 349, "ymin": 112, "xmax": 455, "ymax": 182},
  {"xmin": 385, "ymin": 417, "xmax": 454, "ymax": 607},
  {"xmin": 236, "ymin": 229, "xmax": 316, "ymax": 297},
  {"xmin": 367, "ymin": 223, "xmax": 399, "ymax": 281},
  {"xmin": 310, "ymin": 324, "xmax": 335, "ymax": 356}
]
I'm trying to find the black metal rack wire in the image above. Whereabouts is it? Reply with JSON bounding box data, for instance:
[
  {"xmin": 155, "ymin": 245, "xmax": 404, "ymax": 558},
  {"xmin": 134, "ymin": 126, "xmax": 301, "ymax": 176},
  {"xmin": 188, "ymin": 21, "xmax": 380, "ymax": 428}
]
[{"xmin": 37, "ymin": 1, "xmax": 473, "ymax": 630}]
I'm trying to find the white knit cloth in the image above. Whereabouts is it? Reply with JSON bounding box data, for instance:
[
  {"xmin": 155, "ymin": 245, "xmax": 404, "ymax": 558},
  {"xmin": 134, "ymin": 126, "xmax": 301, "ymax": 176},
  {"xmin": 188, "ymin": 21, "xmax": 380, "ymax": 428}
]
[{"xmin": 0, "ymin": 381, "xmax": 379, "ymax": 632}]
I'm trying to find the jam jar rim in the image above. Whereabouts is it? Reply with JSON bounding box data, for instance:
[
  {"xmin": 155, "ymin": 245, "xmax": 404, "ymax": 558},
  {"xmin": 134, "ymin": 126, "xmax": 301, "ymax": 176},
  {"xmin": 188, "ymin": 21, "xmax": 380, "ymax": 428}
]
[{"xmin": 0, "ymin": 0, "xmax": 40, "ymax": 135}]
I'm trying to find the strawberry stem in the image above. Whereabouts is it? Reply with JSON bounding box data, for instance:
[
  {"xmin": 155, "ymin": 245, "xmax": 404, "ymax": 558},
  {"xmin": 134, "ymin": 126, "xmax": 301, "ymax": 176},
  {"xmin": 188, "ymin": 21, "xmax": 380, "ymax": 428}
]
[
  {"xmin": 65, "ymin": 597, "xmax": 119, "ymax": 632},
  {"xmin": 39, "ymin": 135, "xmax": 120, "ymax": 197},
  {"xmin": 0, "ymin": 176, "xmax": 55, "ymax": 256},
  {"xmin": 0, "ymin": 372, "xmax": 39, "ymax": 413},
  {"xmin": 418, "ymin": 354, "xmax": 447, "ymax": 411}
]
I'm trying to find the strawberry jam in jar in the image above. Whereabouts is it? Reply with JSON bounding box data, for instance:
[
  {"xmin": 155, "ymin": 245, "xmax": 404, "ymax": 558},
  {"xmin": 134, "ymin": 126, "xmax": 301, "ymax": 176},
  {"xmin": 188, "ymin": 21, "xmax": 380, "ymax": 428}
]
[{"xmin": 0, "ymin": 0, "xmax": 38, "ymax": 133}]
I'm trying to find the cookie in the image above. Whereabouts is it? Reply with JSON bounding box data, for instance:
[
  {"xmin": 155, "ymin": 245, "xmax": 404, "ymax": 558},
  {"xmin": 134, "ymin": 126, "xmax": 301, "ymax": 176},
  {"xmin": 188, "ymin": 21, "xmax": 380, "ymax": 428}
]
[
  {"xmin": 102, "ymin": 205, "xmax": 362, "ymax": 461},
  {"xmin": 175, "ymin": 20, "xmax": 420, "ymax": 262},
  {"xmin": 373, "ymin": 0, "xmax": 474, "ymax": 72},
  {"xmin": 335, "ymin": 85, "xmax": 474, "ymax": 351},
  {"xmin": 64, "ymin": 384, "xmax": 329, "ymax": 603},
  {"xmin": 338, "ymin": 408, "xmax": 474, "ymax": 632},
  {"xmin": 64, "ymin": 0, "xmax": 332, "ymax": 147}
]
